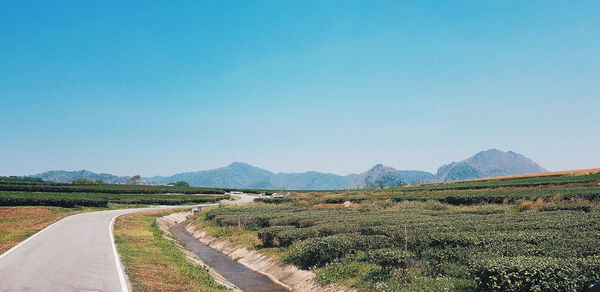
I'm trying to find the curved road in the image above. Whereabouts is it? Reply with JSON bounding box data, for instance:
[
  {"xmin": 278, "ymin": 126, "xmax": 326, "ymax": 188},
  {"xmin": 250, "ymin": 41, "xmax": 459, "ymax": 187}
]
[{"xmin": 0, "ymin": 194, "xmax": 255, "ymax": 292}]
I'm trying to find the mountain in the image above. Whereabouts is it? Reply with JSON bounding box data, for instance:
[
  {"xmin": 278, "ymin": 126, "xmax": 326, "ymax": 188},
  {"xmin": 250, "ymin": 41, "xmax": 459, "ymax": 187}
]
[
  {"xmin": 29, "ymin": 149, "xmax": 547, "ymax": 190},
  {"xmin": 148, "ymin": 162, "xmax": 274, "ymax": 189},
  {"xmin": 148, "ymin": 162, "xmax": 356, "ymax": 190},
  {"xmin": 435, "ymin": 149, "xmax": 547, "ymax": 181},
  {"xmin": 351, "ymin": 164, "xmax": 436, "ymax": 189},
  {"xmin": 350, "ymin": 149, "xmax": 546, "ymax": 188},
  {"xmin": 31, "ymin": 170, "xmax": 129, "ymax": 184}
]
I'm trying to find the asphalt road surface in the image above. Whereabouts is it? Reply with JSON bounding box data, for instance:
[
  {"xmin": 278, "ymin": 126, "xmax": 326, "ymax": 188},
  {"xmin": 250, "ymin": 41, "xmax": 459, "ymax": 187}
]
[{"xmin": 0, "ymin": 194, "xmax": 255, "ymax": 292}]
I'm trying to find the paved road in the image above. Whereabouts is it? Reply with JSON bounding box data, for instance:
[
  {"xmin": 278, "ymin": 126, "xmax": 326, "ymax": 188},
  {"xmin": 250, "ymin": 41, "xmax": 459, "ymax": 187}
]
[{"xmin": 0, "ymin": 194, "xmax": 255, "ymax": 292}]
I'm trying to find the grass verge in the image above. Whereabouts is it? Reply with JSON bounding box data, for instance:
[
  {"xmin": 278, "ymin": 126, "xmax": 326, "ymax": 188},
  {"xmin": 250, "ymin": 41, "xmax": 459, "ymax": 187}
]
[{"xmin": 114, "ymin": 209, "xmax": 229, "ymax": 292}]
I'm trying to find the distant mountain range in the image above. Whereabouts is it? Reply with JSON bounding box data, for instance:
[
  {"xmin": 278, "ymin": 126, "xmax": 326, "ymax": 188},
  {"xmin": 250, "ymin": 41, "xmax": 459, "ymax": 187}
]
[
  {"xmin": 147, "ymin": 162, "xmax": 356, "ymax": 190},
  {"xmin": 30, "ymin": 149, "xmax": 547, "ymax": 190}
]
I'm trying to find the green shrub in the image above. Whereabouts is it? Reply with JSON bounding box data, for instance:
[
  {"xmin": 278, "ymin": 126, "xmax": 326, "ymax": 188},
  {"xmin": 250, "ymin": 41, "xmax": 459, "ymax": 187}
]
[
  {"xmin": 273, "ymin": 228, "xmax": 319, "ymax": 247},
  {"xmin": 539, "ymin": 205, "xmax": 591, "ymax": 212},
  {"xmin": 283, "ymin": 234, "xmax": 395, "ymax": 269},
  {"xmin": 72, "ymin": 178, "xmax": 106, "ymax": 184},
  {"xmin": 257, "ymin": 226, "xmax": 296, "ymax": 247},
  {"xmin": 167, "ymin": 181, "xmax": 190, "ymax": 188},
  {"xmin": 366, "ymin": 248, "xmax": 413, "ymax": 268},
  {"xmin": 255, "ymin": 197, "xmax": 293, "ymax": 204},
  {"xmin": 471, "ymin": 256, "xmax": 600, "ymax": 291}
]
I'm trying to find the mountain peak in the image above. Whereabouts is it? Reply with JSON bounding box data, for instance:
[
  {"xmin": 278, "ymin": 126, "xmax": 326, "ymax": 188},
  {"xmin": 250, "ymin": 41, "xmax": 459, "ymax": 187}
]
[
  {"xmin": 351, "ymin": 164, "xmax": 435, "ymax": 189},
  {"xmin": 226, "ymin": 162, "xmax": 255, "ymax": 169},
  {"xmin": 479, "ymin": 148, "xmax": 502, "ymax": 154},
  {"xmin": 437, "ymin": 149, "xmax": 546, "ymax": 181},
  {"xmin": 370, "ymin": 164, "xmax": 392, "ymax": 171}
]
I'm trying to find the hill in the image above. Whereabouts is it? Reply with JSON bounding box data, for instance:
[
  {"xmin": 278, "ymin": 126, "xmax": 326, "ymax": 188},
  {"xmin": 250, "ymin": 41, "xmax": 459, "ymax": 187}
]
[{"xmin": 350, "ymin": 149, "xmax": 547, "ymax": 188}]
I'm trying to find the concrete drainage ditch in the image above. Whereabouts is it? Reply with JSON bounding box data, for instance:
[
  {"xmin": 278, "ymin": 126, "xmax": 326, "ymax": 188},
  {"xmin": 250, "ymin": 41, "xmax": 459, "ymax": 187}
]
[{"xmin": 157, "ymin": 211, "xmax": 349, "ymax": 292}]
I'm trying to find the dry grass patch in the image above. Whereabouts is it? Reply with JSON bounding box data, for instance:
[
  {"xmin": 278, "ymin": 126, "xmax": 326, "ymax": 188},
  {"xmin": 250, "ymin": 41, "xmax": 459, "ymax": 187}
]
[
  {"xmin": 0, "ymin": 206, "xmax": 83, "ymax": 254},
  {"xmin": 311, "ymin": 201, "xmax": 358, "ymax": 209}
]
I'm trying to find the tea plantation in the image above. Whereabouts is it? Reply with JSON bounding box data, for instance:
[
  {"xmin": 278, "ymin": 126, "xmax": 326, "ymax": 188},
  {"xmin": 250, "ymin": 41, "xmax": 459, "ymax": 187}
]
[
  {"xmin": 199, "ymin": 173, "xmax": 600, "ymax": 291},
  {"xmin": 0, "ymin": 177, "xmax": 229, "ymax": 207}
]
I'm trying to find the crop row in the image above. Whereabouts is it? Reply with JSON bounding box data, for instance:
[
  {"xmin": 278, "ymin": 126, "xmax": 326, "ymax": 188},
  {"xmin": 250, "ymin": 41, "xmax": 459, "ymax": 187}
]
[
  {"xmin": 257, "ymin": 184, "xmax": 600, "ymax": 206},
  {"xmin": 0, "ymin": 176, "xmax": 47, "ymax": 184},
  {"xmin": 379, "ymin": 172, "xmax": 600, "ymax": 192},
  {"xmin": 0, "ymin": 183, "xmax": 227, "ymax": 194},
  {"xmin": 472, "ymin": 256, "xmax": 600, "ymax": 291},
  {"xmin": 203, "ymin": 201, "xmax": 600, "ymax": 290},
  {"xmin": 0, "ymin": 191, "xmax": 228, "ymax": 207}
]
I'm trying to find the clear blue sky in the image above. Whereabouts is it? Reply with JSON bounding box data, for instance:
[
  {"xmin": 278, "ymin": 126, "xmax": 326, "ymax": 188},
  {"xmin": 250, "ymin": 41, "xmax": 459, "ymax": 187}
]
[{"xmin": 1, "ymin": 1, "xmax": 599, "ymax": 176}]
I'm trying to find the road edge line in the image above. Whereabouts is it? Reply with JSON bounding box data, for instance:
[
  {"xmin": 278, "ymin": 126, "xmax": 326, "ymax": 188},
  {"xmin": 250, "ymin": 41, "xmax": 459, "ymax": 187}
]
[
  {"xmin": 110, "ymin": 215, "xmax": 130, "ymax": 292},
  {"xmin": 0, "ymin": 215, "xmax": 65, "ymax": 261}
]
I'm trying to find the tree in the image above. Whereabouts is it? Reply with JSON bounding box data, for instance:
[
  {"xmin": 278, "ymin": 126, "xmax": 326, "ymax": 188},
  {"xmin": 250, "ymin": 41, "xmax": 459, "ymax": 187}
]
[
  {"xmin": 126, "ymin": 175, "xmax": 143, "ymax": 185},
  {"xmin": 72, "ymin": 178, "xmax": 106, "ymax": 185},
  {"xmin": 168, "ymin": 181, "xmax": 190, "ymax": 188}
]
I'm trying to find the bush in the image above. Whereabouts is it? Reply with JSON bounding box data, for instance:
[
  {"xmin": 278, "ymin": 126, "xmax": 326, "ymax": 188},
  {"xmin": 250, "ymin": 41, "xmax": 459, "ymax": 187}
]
[
  {"xmin": 283, "ymin": 234, "xmax": 395, "ymax": 269},
  {"xmin": 168, "ymin": 181, "xmax": 190, "ymax": 188},
  {"xmin": 273, "ymin": 228, "xmax": 319, "ymax": 247},
  {"xmin": 257, "ymin": 226, "xmax": 296, "ymax": 247},
  {"xmin": 366, "ymin": 248, "xmax": 413, "ymax": 268},
  {"xmin": 72, "ymin": 178, "xmax": 106, "ymax": 185},
  {"xmin": 255, "ymin": 197, "xmax": 293, "ymax": 204},
  {"xmin": 471, "ymin": 256, "xmax": 600, "ymax": 291},
  {"xmin": 539, "ymin": 205, "xmax": 591, "ymax": 212}
]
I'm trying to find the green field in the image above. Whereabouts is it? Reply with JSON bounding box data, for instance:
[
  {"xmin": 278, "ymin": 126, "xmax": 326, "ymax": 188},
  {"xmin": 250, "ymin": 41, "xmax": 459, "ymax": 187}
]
[
  {"xmin": 196, "ymin": 173, "xmax": 600, "ymax": 291},
  {"xmin": 0, "ymin": 181, "xmax": 226, "ymax": 194},
  {"xmin": 0, "ymin": 191, "xmax": 227, "ymax": 207},
  {"xmin": 258, "ymin": 172, "xmax": 600, "ymax": 205},
  {"xmin": 0, "ymin": 177, "xmax": 230, "ymax": 207}
]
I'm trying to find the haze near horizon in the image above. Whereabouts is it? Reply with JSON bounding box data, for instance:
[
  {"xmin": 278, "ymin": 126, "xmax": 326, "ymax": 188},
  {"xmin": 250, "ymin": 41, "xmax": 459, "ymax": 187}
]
[{"xmin": 1, "ymin": 1, "xmax": 599, "ymax": 176}]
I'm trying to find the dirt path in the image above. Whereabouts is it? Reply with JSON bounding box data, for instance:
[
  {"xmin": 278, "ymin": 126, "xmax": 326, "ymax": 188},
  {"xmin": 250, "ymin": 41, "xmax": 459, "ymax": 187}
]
[{"xmin": 170, "ymin": 219, "xmax": 289, "ymax": 292}]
